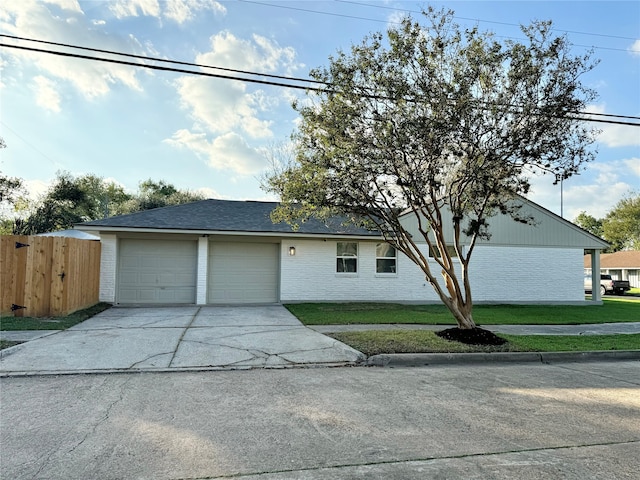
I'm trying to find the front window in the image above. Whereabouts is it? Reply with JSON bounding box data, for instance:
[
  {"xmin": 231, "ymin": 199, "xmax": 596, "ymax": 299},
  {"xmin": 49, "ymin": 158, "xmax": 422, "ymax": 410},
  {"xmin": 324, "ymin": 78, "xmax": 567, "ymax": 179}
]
[
  {"xmin": 376, "ymin": 243, "xmax": 397, "ymax": 273},
  {"xmin": 337, "ymin": 242, "xmax": 358, "ymax": 273},
  {"xmin": 428, "ymin": 245, "xmax": 459, "ymax": 258}
]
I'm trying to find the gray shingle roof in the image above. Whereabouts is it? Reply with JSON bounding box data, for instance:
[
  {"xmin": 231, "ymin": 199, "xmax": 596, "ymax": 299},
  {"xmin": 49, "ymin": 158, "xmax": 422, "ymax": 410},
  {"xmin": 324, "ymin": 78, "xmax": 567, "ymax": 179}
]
[{"xmin": 77, "ymin": 199, "xmax": 379, "ymax": 236}]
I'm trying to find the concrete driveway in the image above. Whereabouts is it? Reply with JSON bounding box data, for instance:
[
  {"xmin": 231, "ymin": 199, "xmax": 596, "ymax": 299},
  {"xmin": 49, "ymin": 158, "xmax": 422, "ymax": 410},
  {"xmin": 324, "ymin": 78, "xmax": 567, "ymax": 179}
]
[{"xmin": 0, "ymin": 306, "xmax": 365, "ymax": 375}]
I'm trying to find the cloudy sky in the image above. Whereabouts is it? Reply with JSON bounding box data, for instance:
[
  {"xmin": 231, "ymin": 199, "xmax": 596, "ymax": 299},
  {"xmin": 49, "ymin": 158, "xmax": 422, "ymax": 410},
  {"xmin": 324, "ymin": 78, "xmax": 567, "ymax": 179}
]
[{"xmin": 1, "ymin": 0, "xmax": 638, "ymax": 221}]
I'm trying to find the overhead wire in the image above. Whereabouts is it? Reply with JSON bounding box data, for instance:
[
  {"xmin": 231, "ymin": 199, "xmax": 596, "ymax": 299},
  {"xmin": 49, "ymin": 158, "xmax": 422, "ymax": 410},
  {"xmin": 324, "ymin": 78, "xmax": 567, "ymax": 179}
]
[
  {"xmin": 240, "ymin": 0, "xmax": 640, "ymax": 54},
  {"xmin": 1, "ymin": 36, "xmax": 638, "ymax": 127},
  {"xmin": 0, "ymin": 34, "xmax": 327, "ymax": 87},
  {"xmin": 336, "ymin": 0, "xmax": 639, "ymax": 41}
]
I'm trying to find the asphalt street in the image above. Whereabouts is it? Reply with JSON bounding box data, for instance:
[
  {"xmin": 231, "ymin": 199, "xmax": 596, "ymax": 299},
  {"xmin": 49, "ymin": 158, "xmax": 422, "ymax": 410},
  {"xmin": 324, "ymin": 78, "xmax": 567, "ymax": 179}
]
[{"xmin": 1, "ymin": 360, "xmax": 639, "ymax": 479}]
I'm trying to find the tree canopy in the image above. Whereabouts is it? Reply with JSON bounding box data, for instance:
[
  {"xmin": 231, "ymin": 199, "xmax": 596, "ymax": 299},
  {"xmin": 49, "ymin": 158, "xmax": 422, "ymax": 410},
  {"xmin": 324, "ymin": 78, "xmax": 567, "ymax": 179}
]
[
  {"xmin": 6, "ymin": 172, "xmax": 205, "ymax": 235},
  {"xmin": 573, "ymin": 192, "xmax": 640, "ymax": 251},
  {"xmin": 602, "ymin": 192, "xmax": 640, "ymax": 251},
  {"xmin": 264, "ymin": 8, "xmax": 599, "ymax": 329},
  {"xmin": 573, "ymin": 211, "xmax": 604, "ymax": 239}
]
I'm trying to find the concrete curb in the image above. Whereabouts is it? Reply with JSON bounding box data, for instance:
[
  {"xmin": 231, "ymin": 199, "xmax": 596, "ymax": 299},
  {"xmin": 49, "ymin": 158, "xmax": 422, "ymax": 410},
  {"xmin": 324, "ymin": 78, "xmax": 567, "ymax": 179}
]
[{"xmin": 367, "ymin": 350, "xmax": 640, "ymax": 367}]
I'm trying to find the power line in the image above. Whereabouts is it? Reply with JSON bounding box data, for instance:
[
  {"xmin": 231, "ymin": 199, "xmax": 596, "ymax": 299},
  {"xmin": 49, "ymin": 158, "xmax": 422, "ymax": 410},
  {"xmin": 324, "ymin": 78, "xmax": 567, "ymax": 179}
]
[
  {"xmin": 0, "ymin": 42, "xmax": 324, "ymax": 92},
  {"xmin": 240, "ymin": 0, "xmax": 639, "ymax": 54},
  {"xmin": 336, "ymin": 0, "xmax": 639, "ymax": 41},
  {"xmin": 1, "ymin": 40, "xmax": 639, "ymax": 127},
  {"xmin": 0, "ymin": 121, "xmax": 60, "ymax": 167},
  {"xmin": 0, "ymin": 34, "xmax": 327, "ymax": 87}
]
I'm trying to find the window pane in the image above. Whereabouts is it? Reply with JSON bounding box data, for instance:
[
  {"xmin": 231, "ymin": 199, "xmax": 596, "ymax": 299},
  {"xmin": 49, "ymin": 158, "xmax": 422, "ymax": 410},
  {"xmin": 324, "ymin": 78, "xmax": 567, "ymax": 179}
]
[
  {"xmin": 337, "ymin": 242, "xmax": 357, "ymax": 256},
  {"xmin": 429, "ymin": 245, "xmax": 458, "ymax": 258},
  {"xmin": 337, "ymin": 258, "xmax": 358, "ymax": 273},
  {"xmin": 376, "ymin": 243, "xmax": 396, "ymax": 258},
  {"xmin": 376, "ymin": 259, "xmax": 396, "ymax": 273}
]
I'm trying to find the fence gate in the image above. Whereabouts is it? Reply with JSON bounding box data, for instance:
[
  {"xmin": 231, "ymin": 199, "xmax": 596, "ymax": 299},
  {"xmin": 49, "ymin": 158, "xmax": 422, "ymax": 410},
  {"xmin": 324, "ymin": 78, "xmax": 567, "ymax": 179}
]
[{"xmin": 0, "ymin": 235, "xmax": 101, "ymax": 317}]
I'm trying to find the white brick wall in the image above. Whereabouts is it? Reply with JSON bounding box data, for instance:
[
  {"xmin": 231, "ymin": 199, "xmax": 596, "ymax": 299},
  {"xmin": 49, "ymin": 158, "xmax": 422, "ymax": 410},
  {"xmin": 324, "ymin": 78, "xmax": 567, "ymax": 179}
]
[
  {"xmin": 196, "ymin": 236, "xmax": 209, "ymax": 304},
  {"xmin": 98, "ymin": 235, "xmax": 585, "ymax": 305},
  {"xmin": 281, "ymin": 240, "xmax": 439, "ymax": 303},
  {"xmin": 467, "ymin": 246, "xmax": 584, "ymax": 302},
  {"xmin": 99, "ymin": 234, "xmax": 117, "ymax": 303},
  {"xmin": 281, "ymin": 240, "xmax": 585, "ymax": 303}
]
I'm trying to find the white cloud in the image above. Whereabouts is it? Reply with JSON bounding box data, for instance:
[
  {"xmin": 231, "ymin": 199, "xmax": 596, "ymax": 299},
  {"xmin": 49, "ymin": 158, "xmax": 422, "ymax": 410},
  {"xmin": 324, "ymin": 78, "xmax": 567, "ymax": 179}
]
[
  {"xmin": 194, "ymin": 186, "xmax": 224, "ymax": 199},
  {"xmin": 598, "ymin": 123, "xmax": 640, "ymax": 148},
  {"xmin": 174, "ymin": 31, "xmax": 301, "ymax": 140},
  {"xmin": 629, "ymin": 39, "xmax": 640, "ymax": 56},
  {"xmin": 108, "ymin": 0, "xmax": 225, "ymax": 23},
  {"xmin": 33, "ymin": 76, "xmax": 61, "ymax": 112},
  {"xmin": 42, "ymin": 0, "xmax": 82, "ymax": 12},
  {"xmin": 109, "ymin": 0, "xmax": 160, "ymax": 19},
  {"xmin": 622, "ymin": 157, "xmax": 640, "ymax": 177},
  {"xmin": 164, "ymin": 0, "xmax": 226, "ymax": 24},
  {"xmin": 587, "ymin": 104, "xmax": 640, "ymax": 147},
  {"xmin": 164, "ymin": 129, "xmax": 266, "ymax": 175},
  {"xmin": 176, "ymin": 76, "xmax": 273, "ymax": 138},
  {"xmin": 1, "ymin": 1, "xmax": 145, "ymax": 103},
  {"xmin": 23, "ymin": 179, "xmax": 50, "ymax": 201},
  {"xmin": 526, "ymin": 158, "xmax": 639, "ymax": 220}
]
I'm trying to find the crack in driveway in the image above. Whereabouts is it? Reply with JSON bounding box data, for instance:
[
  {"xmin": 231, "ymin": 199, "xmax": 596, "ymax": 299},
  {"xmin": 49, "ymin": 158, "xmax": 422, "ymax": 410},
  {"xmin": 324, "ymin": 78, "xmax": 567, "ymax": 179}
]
[{"xmin": 168, "ymin": 307, "xmax": 201, "ymax": 368}]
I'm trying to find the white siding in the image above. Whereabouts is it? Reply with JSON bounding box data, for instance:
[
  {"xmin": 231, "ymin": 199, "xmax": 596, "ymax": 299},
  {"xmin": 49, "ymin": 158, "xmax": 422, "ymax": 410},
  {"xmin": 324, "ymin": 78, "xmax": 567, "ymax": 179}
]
[
  {"xmin": 400, "ymin": 198, "xmax": 609, "ymax": 249},
  {"xmin": 99, "ymin": 234, "xmax": 117, "ymax": 303},
  {"xmin": 281, "ymin": 240, "xmax": 585, "ymax": 303}
]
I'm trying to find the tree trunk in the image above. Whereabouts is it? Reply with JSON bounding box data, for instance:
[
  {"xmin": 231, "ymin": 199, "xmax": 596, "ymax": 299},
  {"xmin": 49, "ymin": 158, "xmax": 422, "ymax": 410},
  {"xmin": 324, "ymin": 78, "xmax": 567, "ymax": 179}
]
[
  {"xmin": 442, "ymin": 297, "xmax": 477, "ymax": 330},
  {"xmin": 439, "ymin": 271, "xmax": 477, "ymax": 329},
  {"xmin": 448, "ymin": 300, "xmax": 477, "ymax": 329}
]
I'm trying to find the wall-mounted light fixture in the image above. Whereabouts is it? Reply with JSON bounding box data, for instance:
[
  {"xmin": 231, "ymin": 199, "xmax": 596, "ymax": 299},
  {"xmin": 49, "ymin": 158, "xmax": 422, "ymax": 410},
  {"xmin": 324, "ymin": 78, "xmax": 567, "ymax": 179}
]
[{"xmin": 289, "ymin": 246, "xmax": 296, "ymax": 256}]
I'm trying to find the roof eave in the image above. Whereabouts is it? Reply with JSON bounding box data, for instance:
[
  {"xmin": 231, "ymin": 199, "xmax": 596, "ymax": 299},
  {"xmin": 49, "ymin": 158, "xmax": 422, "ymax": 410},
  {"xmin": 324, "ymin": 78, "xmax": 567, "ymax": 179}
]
[{"xmin": 74, "ymin": 225, "xmax": 382, "ymax": 240}]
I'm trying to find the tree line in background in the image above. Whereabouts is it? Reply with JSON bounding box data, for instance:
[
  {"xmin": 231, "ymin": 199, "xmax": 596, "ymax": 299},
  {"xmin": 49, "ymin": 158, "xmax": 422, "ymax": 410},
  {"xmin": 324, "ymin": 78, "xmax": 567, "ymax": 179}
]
[
  {"xmin": 0, "ymin": 169, "xmax": 205, "ymax": 235},
  {"xmin": 573, "ymin": 192, "xmax": 640, "ymax": 252}
]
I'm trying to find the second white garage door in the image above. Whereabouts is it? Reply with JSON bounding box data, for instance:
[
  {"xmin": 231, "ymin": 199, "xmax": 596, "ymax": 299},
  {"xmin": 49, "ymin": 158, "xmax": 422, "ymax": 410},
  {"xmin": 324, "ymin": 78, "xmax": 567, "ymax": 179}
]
[{"xmin": 208, "ymin": 242, "xmax": 279, "ymax": 304}]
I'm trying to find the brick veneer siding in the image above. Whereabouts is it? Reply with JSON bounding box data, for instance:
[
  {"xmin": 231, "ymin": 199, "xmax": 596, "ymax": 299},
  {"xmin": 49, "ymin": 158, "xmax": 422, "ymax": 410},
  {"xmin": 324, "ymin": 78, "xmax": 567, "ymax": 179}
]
[
  {"xmin": 280, "ymin": 240, "xmax": 585, "ymax": 303},
  {"xmin": 98, "ymin": 234, "xmax": 117, "ymax": 303}
]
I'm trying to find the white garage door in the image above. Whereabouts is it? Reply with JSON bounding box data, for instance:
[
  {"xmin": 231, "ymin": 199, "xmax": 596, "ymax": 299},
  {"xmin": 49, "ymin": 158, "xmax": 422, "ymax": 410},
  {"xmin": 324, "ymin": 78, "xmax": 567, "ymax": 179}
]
[
  {"xmin": 208, "ymin": 242, "xmax": 279, "ymax": 304},
  {"xmin": 118, "ymin": 239, "xmax": 197, "ymax": 304}
]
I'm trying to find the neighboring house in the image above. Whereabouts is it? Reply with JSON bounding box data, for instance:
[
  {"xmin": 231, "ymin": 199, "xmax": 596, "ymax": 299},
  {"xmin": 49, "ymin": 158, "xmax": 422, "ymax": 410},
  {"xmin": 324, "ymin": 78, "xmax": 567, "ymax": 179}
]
[
  {"xmin": 584, "ymin": 250, "xmax": 640, "ymax": 288},
  {"xmin": 75, "ymin": 198, "xmax": 608, "ymax": 306}
]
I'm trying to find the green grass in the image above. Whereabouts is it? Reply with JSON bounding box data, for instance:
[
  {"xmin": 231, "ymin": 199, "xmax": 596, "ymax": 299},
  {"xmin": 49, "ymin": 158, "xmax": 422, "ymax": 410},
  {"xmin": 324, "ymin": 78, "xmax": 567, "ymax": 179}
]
[
  {"xmin": 502, "ymin": 333, "xmax": 640, "ymax": 352},
  {"xmin": 327, "ymin": 330, "xmax": 640, "ymax": 356},
  {"xmin": 0, "ymin": 340, "xmax": 22, "ymax": 350},
  {"xmin": 0, "ymin": 303, "xmax": 111, "ymax": 331},
  {"xmin": 286, "ymin": 297, "xmax": 639, "ymax": 326}
]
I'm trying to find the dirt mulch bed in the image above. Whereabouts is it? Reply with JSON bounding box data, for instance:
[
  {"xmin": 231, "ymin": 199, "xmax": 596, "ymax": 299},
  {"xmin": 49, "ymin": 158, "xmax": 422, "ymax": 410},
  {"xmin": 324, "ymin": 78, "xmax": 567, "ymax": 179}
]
[{"xmin": 436, "ymin": 327, "xmax": 507, "ymax": 346}]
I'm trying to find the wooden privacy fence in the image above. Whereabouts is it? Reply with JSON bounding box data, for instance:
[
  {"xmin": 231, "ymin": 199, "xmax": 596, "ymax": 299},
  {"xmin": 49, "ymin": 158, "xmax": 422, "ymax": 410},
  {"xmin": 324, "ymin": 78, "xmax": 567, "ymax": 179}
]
[{"xmin": 0, "ymin": 235, "xmax": 101, "ymax": 317}]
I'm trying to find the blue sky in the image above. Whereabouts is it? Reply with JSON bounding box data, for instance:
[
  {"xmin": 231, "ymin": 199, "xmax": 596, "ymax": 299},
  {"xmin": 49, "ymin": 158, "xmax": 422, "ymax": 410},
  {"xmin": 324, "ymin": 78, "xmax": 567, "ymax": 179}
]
[{"xmin": 1, "ymin": 0, "xmax": 638, "ymax": 221}]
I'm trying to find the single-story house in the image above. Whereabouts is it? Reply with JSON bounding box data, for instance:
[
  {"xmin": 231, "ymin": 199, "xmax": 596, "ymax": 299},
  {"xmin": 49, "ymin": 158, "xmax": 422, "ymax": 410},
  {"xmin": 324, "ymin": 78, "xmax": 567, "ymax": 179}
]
[
  {"xmin": 75, "ymin": 198, "xmax": 608, "ymax": 306},
  {"xmin": 584, "ymin": 250, "xmax": 640, "ymax": 288}
]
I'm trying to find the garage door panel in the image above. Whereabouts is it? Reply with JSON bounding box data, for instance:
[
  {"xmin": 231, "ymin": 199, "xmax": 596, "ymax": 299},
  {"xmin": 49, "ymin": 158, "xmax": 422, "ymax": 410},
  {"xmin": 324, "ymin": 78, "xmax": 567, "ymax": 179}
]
[
  {"xmin": 118, "ymin": 239, "xmax": 197, "ymax": 304},
  {"xmin": 208, "ymin": 242, "xmax": 278, "ymax": 304}
]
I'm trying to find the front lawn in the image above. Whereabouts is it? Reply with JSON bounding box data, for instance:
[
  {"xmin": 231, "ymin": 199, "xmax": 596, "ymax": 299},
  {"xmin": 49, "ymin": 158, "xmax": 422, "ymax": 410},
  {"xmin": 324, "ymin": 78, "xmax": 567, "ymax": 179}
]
[
  {"xmin": 327, "ymin": 330, "xmax": 640, "ymax": 356},
  {"xmin": 286, "ymin": 298, "xmax": 639, "ymax": 326}
]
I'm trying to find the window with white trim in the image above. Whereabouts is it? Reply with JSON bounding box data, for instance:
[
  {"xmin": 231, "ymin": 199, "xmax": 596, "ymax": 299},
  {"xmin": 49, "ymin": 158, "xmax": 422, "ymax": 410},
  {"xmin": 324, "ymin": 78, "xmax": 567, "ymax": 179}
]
[
  {"xmin": 376, "ymin": 243, "xmax": 397, "ymax": 274},
  {"xmin": 336, "ymin": 242, "xmax": 358, "ymax": 273},
  {"xmin": 428, "ymin": 245, "xmax": 459, "ymax": 258}
]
